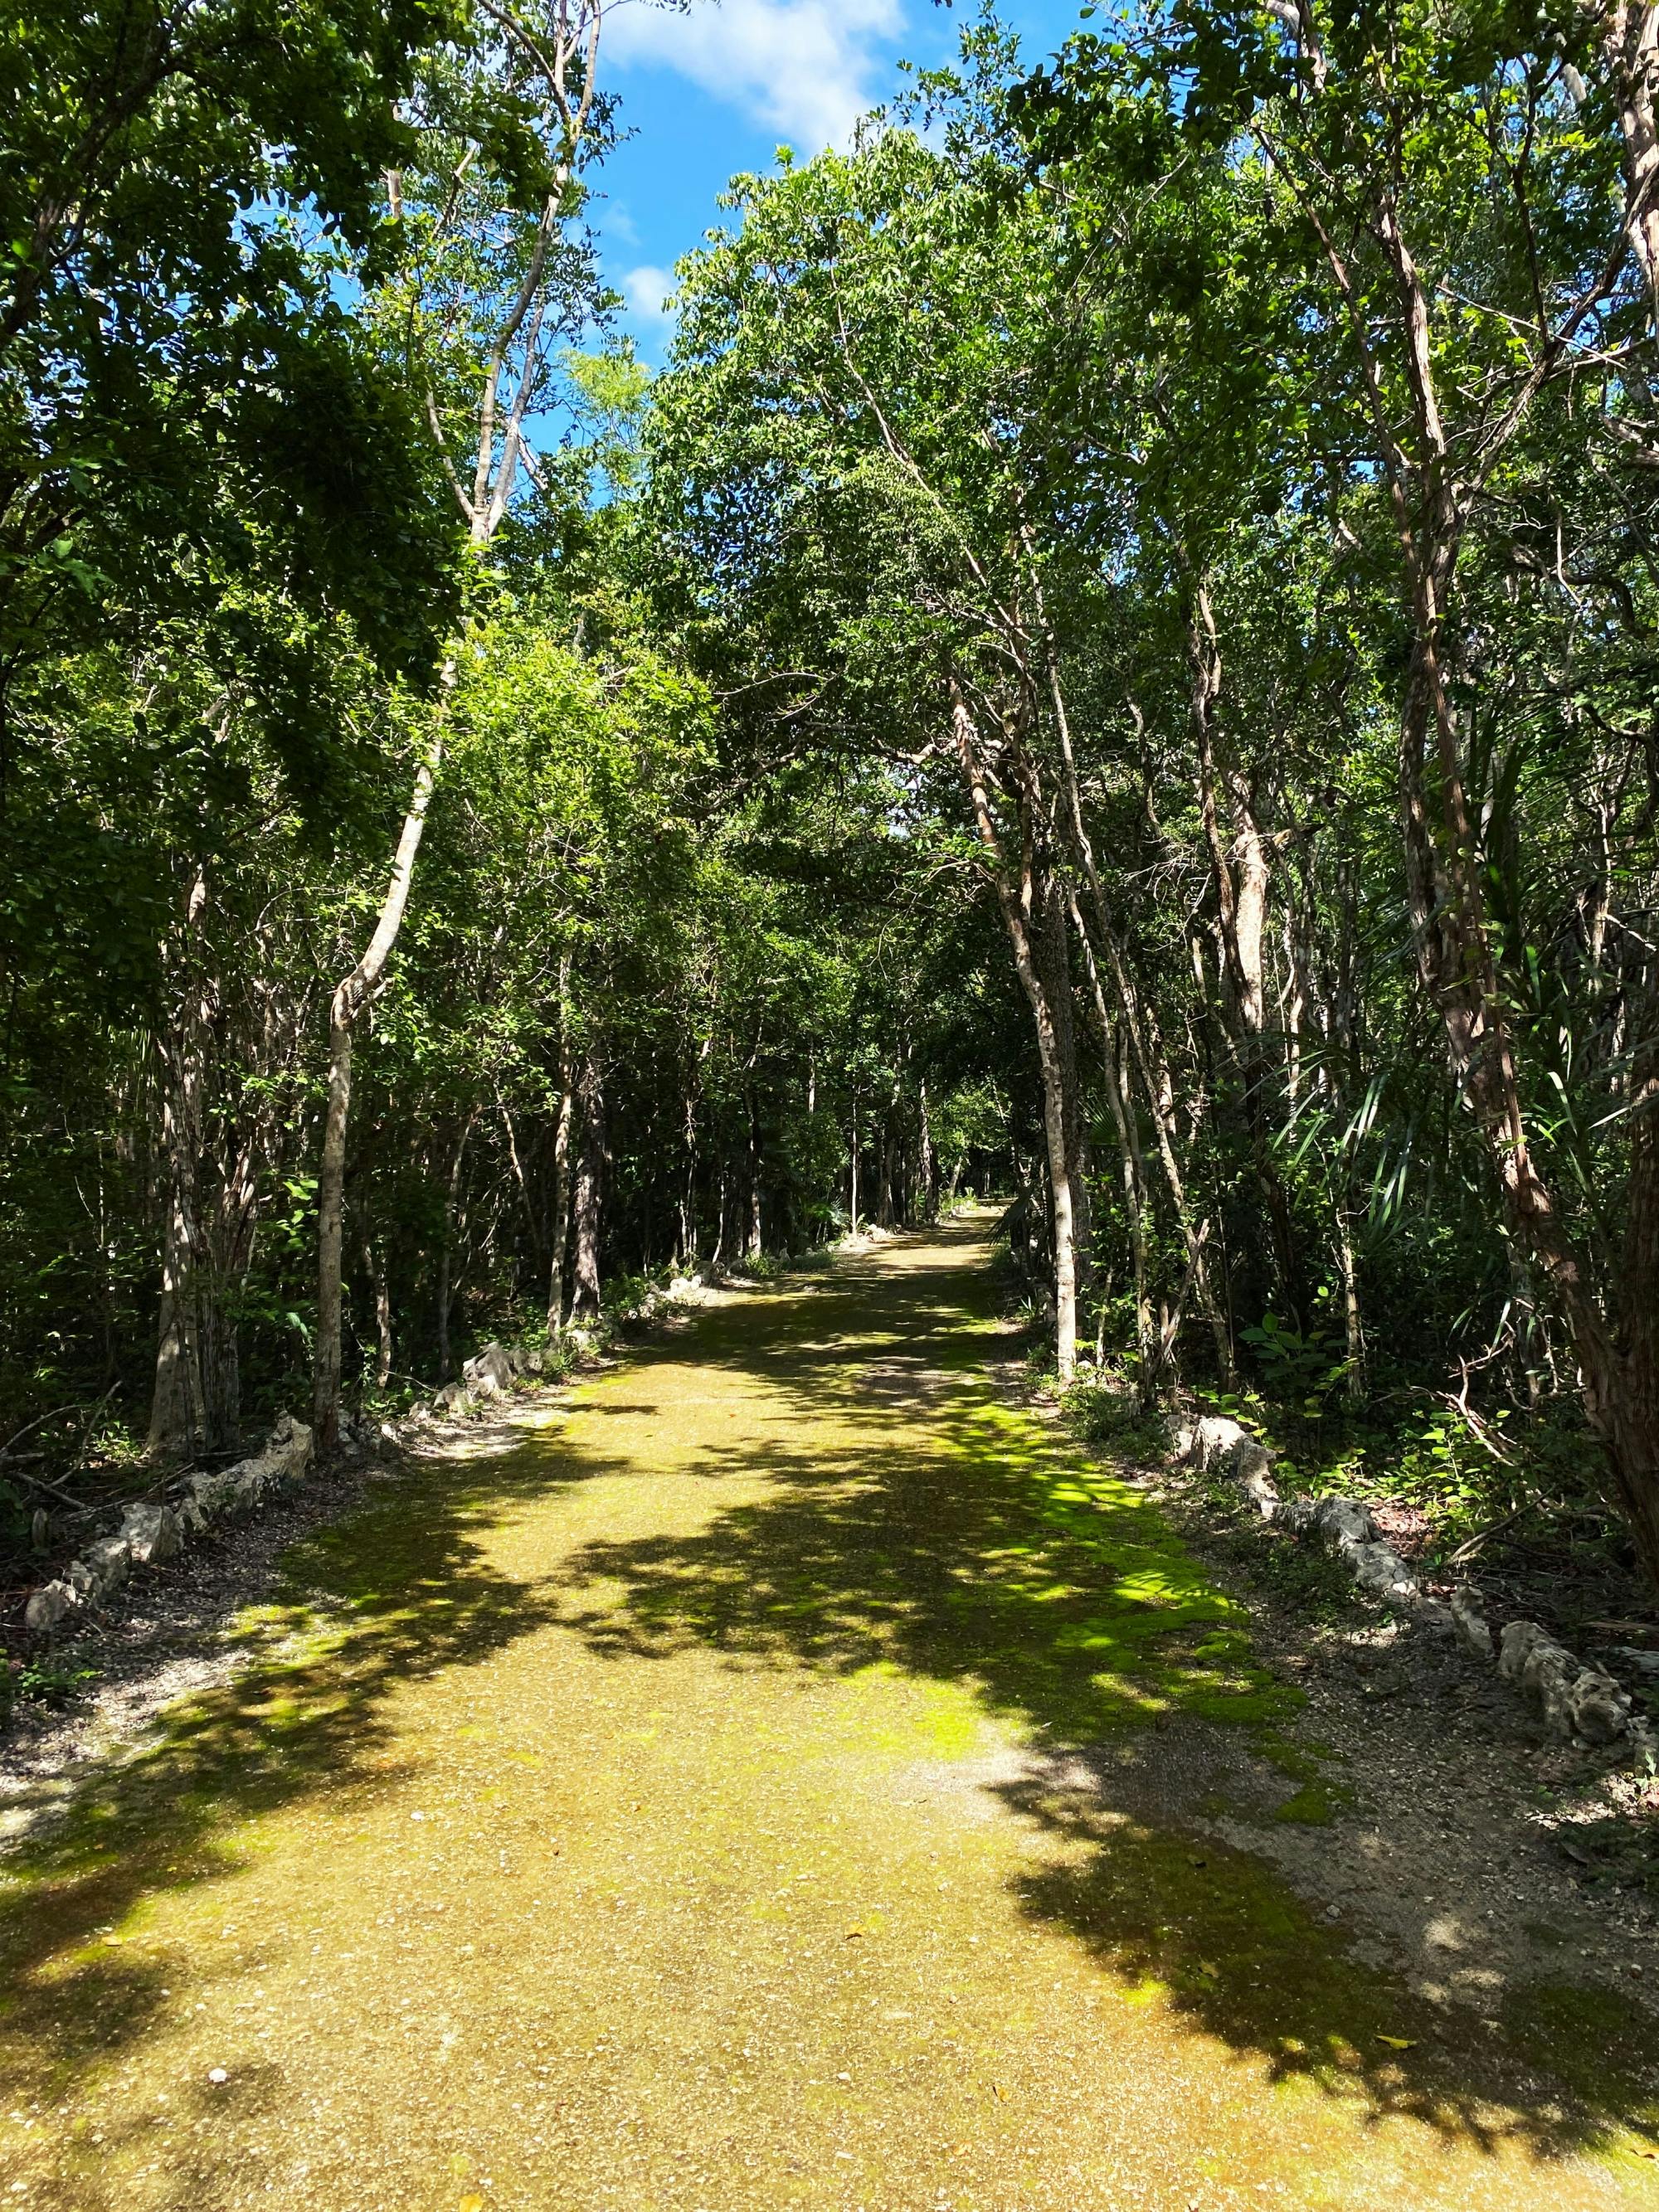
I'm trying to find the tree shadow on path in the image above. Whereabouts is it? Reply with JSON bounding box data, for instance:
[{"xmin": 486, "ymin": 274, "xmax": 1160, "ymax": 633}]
[
  {"xmin": 552, "ymin": 1223, "xmax": 1659, "ymax": 2172},
  {"xmin": 0, "ymin": 1437, "xmax": 606, "ymax": 2108}
]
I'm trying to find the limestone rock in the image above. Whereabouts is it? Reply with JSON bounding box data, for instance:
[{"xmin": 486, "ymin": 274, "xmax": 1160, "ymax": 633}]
[
  {"xmin": 1499, "ymin": 1618, "xmax": 1546, "ymax": 1683},
  {"xmin": 1448, "ymin": 1586, "xmax": 1493, "ymax": 1663},
  {"xmin": 24, "ymin": 1580, "xmax": 73, "ymax": 1635},
  {"xmin": 463, "ymin": 1341, "xmax": 517, "ymax": 1399},
  {"xmin": 84, "ymin": 1534, "xmax": 131, "ymax": 1596},
  {"xmin": 1192, "ymin": 1415, "xmax": 1249, "ymax": 1474},
  {"xmin": 1232, "ymin": 1437, "xmax": 1279, "ymax": 1517},
  {"xmin": 1567, "ymin": 1668, "xmax": 1631, "ymax": 1747},
  {"xmin": 1309, "ymin": 1496, "xmax": 1379, "ymax": 1548},
  {"xmin": 1496, "ymin": 1626, "xmax": 1632, "ymax": 1743},
  {"xmin": 1346, "ymin": 1539, "xmax": 1420, "ymax": 1607},
  {"xmin": 187, "ymin": 1466, "xmax": 237, "ymax": 1519},
  {"xmin": 121, "ymin": 1501, "xmax": 183, "ymax": 1565},
  {"xmin": 190, "ymin": 1412, "xmax": 314, "ymax": 1519},
  {"xmin": 1518, "ymin": 1636, "xmax": 1579, "ymax": 1736}
]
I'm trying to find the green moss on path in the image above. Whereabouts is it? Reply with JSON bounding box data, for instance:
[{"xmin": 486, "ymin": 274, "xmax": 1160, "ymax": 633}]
[{"xmin": 1, "ymin": 1216, "xmax": 1655, "ymax": 2207}]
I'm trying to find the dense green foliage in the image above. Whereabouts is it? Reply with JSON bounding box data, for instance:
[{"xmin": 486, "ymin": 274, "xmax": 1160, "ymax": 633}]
[{"xmin": 3, "ymin": 0, "xmax": 1659, "ymax": 1632}]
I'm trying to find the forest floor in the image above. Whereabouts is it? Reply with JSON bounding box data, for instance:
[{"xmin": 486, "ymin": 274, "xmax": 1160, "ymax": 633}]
[{"xmin": 2, "ymin": 1213, "xmax": 1658, "ymax": 2210}]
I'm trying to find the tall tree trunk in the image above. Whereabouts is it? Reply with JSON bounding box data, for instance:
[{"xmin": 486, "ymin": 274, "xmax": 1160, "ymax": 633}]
[
  {"xmin": 1187, "ymin": 583, "xmax": 1297, "ymax": 1313},
  {"xmin": 149, "ymin": 868, "xmax": 210, "ymax": 1459},
  {"xmin": 547, "ymin": 1079, "xmax": 574, "ymax": 1333},
  {"xmin": 679, "ymin": 1090, "xmax": 698, "ymax": 1267},
  {"xmin": 363, "ymin": 1233, "xmax": 392, "ymax": 1389},
  {"xmin": 1335, "ymin": 1208, "xmax": 1365, "ymax": 1404},
  {"xmin": 314, "ymin": 746, "xmax": 438, "ymax": 1451},
  {"xmin": 917, "ymin": 1080, "xmax": 936, "ymax": 1222},
  {"xmin": 1072, "ymin": 892, "xmax": 1155, "ymax": 1393},
  {"xmin": 1038, "ymin": 862, "xmax": 1089, "ymax": 1291},
  {"xmin": 1384, "ymin": 269, "xmax": 1659, "ymax": 1577},
  {"xmin": 1604, "ymin": 0, "xmax": 1659, "ymax": 343},
  {"xmin": 746, "ymin": 1091, "xmax": 763, "ymax": 1260},
  {"xmin": 1043, "ymin": 656, "xmax": 1233, "ymax": 1383},
  {"xmin": 435, "ymin": 1112, "xmax": 474, "ymax": 1383},
  {"xmin": 569, "ymin": 1057, "xmax": 606, "ymax": 1323},
  {"xmin": 849, "ymin": 1092, "xmax": 860, "ymax": 1231},
  {"xmin": 951, "ymin": 678, "xmax": 1079, "ymax": 1378}
]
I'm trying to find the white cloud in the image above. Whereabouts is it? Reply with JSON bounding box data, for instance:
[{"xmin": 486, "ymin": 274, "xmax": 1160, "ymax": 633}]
[
  {"xmin": 603, "ymin": 0, "xmax": 904, "ymax": 153},
  {"xmin": 621, "ymin": 264, "xmax": 678, "ymax": 323}
]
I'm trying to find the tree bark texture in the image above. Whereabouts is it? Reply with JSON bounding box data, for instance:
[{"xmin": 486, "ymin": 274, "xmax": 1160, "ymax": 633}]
[
  {"xmin": 951, "ymin": 678, "xmax": 1079, "ymax": 1378},
  {"xmin": 314, "ymin": 746, "xmax": 438, "ymax": 1450},
  {"xmin": 569, "ymin": 1057, "xmax": 606, "ymax": 1323}
]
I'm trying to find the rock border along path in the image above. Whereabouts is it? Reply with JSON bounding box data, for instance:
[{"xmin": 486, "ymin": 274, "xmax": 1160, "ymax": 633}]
[{"xmin": 1179, "ymin": 1412, "xmax": 1649, "ymax": 1753}]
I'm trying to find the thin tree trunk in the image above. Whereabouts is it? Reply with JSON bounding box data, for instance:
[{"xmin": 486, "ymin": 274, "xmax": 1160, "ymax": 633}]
[
  {"xmin": 1042, "ymin": 654, "xmax": 1233, "ymax": 1383},
  {"xmin": 746, "ymin": 1091, "xmax": 763, "ymax": 1260},
  {"xmin": 849, "ymin": 1093, "xmax": 859, "ymax": 1231},
  {"xmin": 149, "ymin": 868, "xmax": 211, "ymax": 1459},
  {"xmin": 314, "ymin": 745, "xmax": 438, "ymax": 1450},
  {"xmin": 1604, "ymin": 0, "xmax": 1659, "ymax": 343},
  {"xmin": 918, "ymin": 1080, "xmax": 936, "ymax": 1222},
  {"xmin": 363, "ymin": 1234, "xmax": 392, "ymax": 1389},
  {"xmin": 951, "ymin": 678, "xmax": 1078, "ymax": 1378},
  {"xmin": 547, "ymin": 1078, "xmax": 574, "ymax": 1334},
  {"xmin": 1072, "ymin": 892, "xmax": 1155, "ymax": 1393},
  {"xmin": 1336, "ymin": 1208, "xmax": 1365, "ymax": 1403},
  {"xmin": 569, "ymin": 1057, "xmax": 605, "ymax": 1323},
  {"xmin": 495, "ymin": 1086, "xmax": 542, "ymax": 1271},
  {"xmin": 435, "ymin": 1111, "xmax": 474, "ymax": 1383}
]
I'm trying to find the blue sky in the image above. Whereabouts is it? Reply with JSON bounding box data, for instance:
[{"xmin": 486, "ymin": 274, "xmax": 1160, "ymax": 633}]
[{"xmin": 591, "ymin": 0, "xmax": 1086, "ymax": 362}]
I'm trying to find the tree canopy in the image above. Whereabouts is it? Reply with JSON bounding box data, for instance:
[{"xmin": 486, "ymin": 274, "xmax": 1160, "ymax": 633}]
[{"xmin": 6, "ymin": 0, "xmax": 1659, "ymax": 1651}]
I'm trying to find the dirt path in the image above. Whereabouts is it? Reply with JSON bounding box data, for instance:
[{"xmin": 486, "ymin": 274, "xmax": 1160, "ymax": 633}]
[{"xmin": 2, "ymin": 1218, "xmax": 1655, "ymax": 2208}]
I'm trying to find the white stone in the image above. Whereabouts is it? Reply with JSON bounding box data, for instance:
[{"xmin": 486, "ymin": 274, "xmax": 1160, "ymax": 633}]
[
  {"xmin": 463, "ymin": 1341, "xmax": 517, "ymax": 1398},
  {"xmin": 1499, "ymin": 1618, "xmax": 1546, "ymax": 1683},
  {"xmin": 1193, "ymin": 1415, "xmax": 1249, "ymax": 1473},
  {"xmin": 24, "ymin": 1581, "xmax": 73, "ymax": 1635},
  {"xmin": 121, "ymin": 1501, "xmax": 183, "ymax": 1565},
  {"xmin": 1519, "ymin": 1636, "xmax": 1579, "ymax": 1736},
  {"xmin": 1310, "ymin": 1496, "xmax": 1379, "ymax": 1548},
  {"xmin": 1346, "ymin": 1539, "xmax": 1420, "ymax": 1606},
  {"xmin": 1449, "ymin": 1585, "xmax": 1492, "ymax": 1663},
  {"xmin": 1233, "ymin": 1439, "xmax": 1279, "ymax": 1516},
  {"xmin": 84, "ymin": 1535, "xmax": 131, "ymax": 1596},
  {"xmin": 1566, "ymin": 1668, "xmax": 1631, "ymax": 1747}
]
